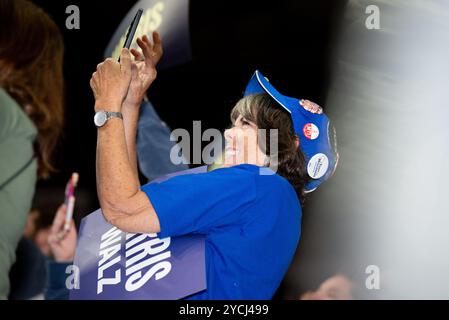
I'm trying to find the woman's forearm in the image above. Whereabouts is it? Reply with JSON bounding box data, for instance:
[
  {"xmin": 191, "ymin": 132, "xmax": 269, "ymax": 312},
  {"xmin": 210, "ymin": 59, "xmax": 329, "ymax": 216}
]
[
  {"xmin": 95, "ymin": 104, "xmax": 159, "ymax": 233},
  {"xmin": 122, "ymin": 102, "xmax": 140, "ymax": 182},
  {"xmin": 95, "ymin": 103, "xmax": 141, "ymax": 215}
]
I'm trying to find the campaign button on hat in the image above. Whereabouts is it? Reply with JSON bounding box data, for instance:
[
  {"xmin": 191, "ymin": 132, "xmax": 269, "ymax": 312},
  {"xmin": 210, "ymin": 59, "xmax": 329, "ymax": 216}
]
[
  {"xmin": 300, "ymin": 99, "xmax": 323, "ymax": 114},
  {"xmin": 303, "ymin": 123, "xmax": 319, "ymax": 140}
]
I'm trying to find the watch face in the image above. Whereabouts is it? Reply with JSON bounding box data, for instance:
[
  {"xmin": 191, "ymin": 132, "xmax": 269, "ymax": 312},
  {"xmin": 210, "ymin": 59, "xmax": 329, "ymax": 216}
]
[{"xmin": 94, "ymin": 111, "xmax": 107, "ymax": 127}]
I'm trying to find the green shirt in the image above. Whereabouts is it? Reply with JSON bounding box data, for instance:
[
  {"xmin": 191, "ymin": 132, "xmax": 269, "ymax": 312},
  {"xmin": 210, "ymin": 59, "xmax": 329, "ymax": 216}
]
[{"xmin": 0, "ymin": 87, "xmax": 37, "ymax": 299}]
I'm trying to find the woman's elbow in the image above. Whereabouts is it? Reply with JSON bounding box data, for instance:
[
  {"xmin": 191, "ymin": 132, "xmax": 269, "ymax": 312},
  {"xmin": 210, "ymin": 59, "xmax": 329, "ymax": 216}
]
[
  {"xmin": 102, "ymin": 207, "xmax": 160, "ymax": 234},
  {"xmin": 100, "ymin": 205, "xmax": 120, "ymax": 226},
  {"xmin": 100, "ymin": 193, "xmax": 161, "ymax": 234},
  {"xmin": 99, "ymin": 192, "xmax": 134, "ymax": 216}
]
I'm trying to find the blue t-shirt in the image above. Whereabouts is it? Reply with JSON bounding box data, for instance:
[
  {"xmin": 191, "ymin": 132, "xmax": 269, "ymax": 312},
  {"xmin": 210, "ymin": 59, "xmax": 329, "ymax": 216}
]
[{"xmin": 141, "ymin": 164, "xmax": 301, "ymax": 299}]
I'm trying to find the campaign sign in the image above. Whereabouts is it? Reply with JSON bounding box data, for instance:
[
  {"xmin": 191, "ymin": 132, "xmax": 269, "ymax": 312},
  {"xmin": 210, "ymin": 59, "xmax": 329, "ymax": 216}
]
[
  {"xmin": 104, "ymin": 0, "xmax": 191, "ymax": 69},
  {"xmin": 70, "ymin": 167, "xmax": 209, "ymax": 300}
]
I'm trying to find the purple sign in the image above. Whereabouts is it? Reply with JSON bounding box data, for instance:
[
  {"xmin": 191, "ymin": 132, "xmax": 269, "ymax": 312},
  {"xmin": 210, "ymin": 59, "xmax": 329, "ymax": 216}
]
[{"xmin": 70, "ymin": 167, "xmax": 209, "ymax": 300}]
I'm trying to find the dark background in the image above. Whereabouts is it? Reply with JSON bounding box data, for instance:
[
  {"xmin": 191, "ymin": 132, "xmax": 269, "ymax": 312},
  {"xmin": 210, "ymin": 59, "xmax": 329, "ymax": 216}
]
[{"xmin": 31, "ymin": 0, "xmax": 348, "ymax": 297}]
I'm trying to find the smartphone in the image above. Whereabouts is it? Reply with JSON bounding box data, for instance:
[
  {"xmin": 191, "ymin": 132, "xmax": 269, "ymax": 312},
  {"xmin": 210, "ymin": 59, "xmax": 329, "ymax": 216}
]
[
  {"xmin": 64, "ymin": 172, "xmax": 79, "ymax": 231},
  {"xmin": 119, "ymin": 8, "xmax": 144, "ymax": 61}
]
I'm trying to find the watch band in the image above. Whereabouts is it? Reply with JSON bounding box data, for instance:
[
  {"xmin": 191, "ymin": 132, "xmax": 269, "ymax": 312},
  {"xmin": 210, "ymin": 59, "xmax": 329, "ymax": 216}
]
[
  {"xmin": 105, "ymin": 111, "xmax": 123, "ymax": 120},
  {"xmin": 94, "ymin": 110, "xmax": 123, "ymax": 128}
]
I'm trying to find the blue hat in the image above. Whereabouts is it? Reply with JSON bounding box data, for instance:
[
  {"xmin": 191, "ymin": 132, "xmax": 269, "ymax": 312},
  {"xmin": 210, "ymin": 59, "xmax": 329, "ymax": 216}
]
[{"xmin": 244, "ymin": 70, "xmax": 339, "ymax": 192}]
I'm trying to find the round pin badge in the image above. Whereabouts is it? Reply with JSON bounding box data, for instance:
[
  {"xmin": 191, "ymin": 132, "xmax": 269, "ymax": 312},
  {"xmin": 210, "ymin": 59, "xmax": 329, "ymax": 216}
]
[
  {"xmin": 303, "ymin": 123, "xmax": 319, "ymax": 140},
  {"xmin": 307, "ymin": 153, "xmax": 329, "ymax": 179},
  {"xmin": 300, "ymin": 99, "xmax": 323, "ymax": 114}
]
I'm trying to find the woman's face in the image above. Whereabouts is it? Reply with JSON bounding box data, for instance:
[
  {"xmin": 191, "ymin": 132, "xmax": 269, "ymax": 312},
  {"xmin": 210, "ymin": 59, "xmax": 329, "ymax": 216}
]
[{"xmin": 223, "ymin": 115, "xmax": 267, "ymax": 167}]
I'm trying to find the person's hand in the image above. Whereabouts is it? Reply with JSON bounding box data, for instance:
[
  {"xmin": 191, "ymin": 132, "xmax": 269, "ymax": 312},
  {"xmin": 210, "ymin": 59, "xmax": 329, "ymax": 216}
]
[
  {"xmin": 47, "ymin": 203, "xmax": 78, "ymax": 263},
  {"xmin": 124, "ymin": 31, "xmax": 163, "ymax": 108},
  {"xmin": 299, "ymin": 275, "xmax": 354, "ymax": 300},
  {"xmin": 90, "ymin": 48, "xmax": 132, "ymax": 112}
]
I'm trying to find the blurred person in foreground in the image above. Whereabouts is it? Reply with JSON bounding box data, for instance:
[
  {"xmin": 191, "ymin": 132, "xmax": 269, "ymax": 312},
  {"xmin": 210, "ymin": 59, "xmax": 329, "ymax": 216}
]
[
  {"xmin": 23, "ymin": 207, "xmax": 55, "ymax": 257},
  {"xmin": 300, "ymin": 274, "xmax": 354, "ymax": 300},
  {"xmin": 44, "ymin": 202, "xmax": 77, "ymax": 300},
  {"xmin": 0, "ymin": 0, "xmax": 64, "ymax": 299},
  {"xmin": 8, "ymin": 204, "xmax": 58, "ymax": 299},
  {"xmin": 8, "ymin": 203, "xmax": 77, "ymax": 300},
  {"xmin": 88, "ymin": 30, "xmax": 337, "ymax": 299}
]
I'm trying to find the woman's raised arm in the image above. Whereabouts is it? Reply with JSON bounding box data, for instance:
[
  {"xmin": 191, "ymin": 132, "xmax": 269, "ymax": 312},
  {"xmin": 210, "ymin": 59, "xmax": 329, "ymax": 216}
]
[{"xmin": 90, "ymin": 48, "xmax": 160, "ymax": 234}]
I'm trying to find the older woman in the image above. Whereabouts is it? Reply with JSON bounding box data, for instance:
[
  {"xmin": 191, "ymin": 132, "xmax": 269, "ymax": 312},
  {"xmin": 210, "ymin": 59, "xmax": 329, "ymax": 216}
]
[{"xmin": 89, "ymin": 34, "xmax": 337, "ymax": 299}]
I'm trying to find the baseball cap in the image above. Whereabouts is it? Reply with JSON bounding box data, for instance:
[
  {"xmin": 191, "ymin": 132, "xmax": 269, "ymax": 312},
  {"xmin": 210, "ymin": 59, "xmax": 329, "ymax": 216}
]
[{"xmin": 244, "ymin": 70, "xmax": 339, "ymax": 192}]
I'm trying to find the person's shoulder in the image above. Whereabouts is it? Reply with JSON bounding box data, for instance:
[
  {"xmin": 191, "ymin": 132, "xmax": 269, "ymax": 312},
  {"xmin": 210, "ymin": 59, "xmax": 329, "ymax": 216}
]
[
  {"xmin": 247, "ymin": 165, "xmax": 298, "ymax": 197},
  {"xmin": 199, "ymin": 164, "xmax": 256, "ymax": 183},
  {"xmin": 0, "ymin": 87, "xmax": 19, "ymax": 116},
  {"xmin": 143, "ymin": 165, "xmax": 257, "ymax": 190},
  {"xmin": 172, "ymin": 164, "xmax": 259, "ymax": 194},
  {"xmin": 0, "ymin": 87, "xmax": 36, "ymax": 139},
  {"xmin": 212, "ymin": 164, "xmax": 288, "ymax": 185},
  {"xmin": 217, "ymin": 164, "xmax": 298, "ymax": 195},
  {"xmin": 213, "ymin": 164, "xmax": 260, "ymax": 175},
  {"xmin": 241, "ymin": 164, "xmax": 288, "ymax": 184}
]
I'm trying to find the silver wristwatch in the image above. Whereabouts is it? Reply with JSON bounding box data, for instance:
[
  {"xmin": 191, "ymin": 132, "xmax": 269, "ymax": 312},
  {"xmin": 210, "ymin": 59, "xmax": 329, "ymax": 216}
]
[{"xmin": 94, "ymin": 110, "xmax": 123, "ymax": 127}]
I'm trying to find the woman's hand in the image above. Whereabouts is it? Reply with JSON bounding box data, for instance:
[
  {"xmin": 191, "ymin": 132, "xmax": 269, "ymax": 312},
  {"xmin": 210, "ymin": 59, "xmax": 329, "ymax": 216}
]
[
  {"xmin": 90, "ymin": 48, "xmax": 132, "ymax": 112},
  {"xmin": 47, "ymin": 203, "xmax": 78, "ymax": 263},
  {"xmin": 124, "ymin": 31, "xmax": 163, "ymax": 108}
]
